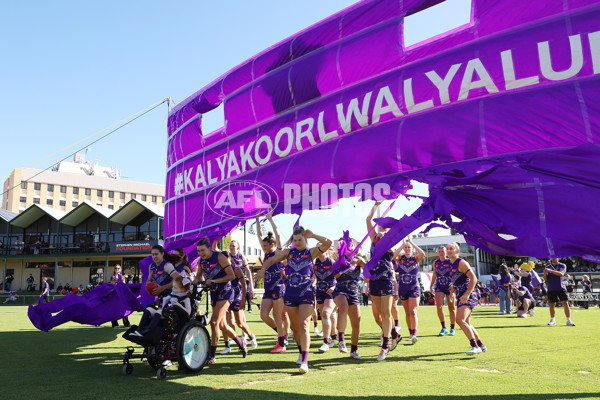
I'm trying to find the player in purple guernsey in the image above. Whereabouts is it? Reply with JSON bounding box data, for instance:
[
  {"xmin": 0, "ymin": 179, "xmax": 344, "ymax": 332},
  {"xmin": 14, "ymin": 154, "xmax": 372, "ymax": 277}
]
[
  {"xmin": 390, "ymin": 258, "xmax": 402, "ymax": 336},
  {"xmin": 510, "ymin": 280, "xmax": 536, "ymax": 318},
  {"xmin": 430, "ymin": 246, "xmax": 456, "ymax": 336},
  {"xmin": 366, "ymin": 202, "xmax": 402, "ymax": 361},
  {"xmin": 228, "ymin": 242, "xmax": 258, "ymax": 349},
  {"xmin": 314, "ymin": 247, "xmax": 337, "ymax": 352},
  {"xmin": 544, "ymin": 258, "xmax": 575, "ymax": 326},
  {"xmin": 333, "ymin": 254, "xmax": 364, "ymax": 360},
  {"xmin": 446, "ymin": 242, "xmax": 486, "ymax": 355},
  {"xmin": 254, "ymin": 211, "xmax": 290, "ymax": 353},
  {"xmin": 261, "ymin": 226, "xmax": 332, "ymax": 374},
  {"xmin": 393, "ymin": 237, "xmax": 424, "ymax": 345},
  {"xmin": 196, "ymin": 237, "xmax": 248, "ymax": 364}
]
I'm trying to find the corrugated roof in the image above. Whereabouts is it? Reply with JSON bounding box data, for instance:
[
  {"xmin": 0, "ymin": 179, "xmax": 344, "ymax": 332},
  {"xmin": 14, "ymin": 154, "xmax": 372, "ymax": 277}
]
[
  {"xmin": 109, "ymin": 199, "xmax": 163, "ymax": 226},
  {"xmin": 0, "ymin": 208, "xmax": 18, "ymax": 222},
  {"xmin": 9, "ymin": 204, "xmax": 67, "ymax": 228},
  {"xmin": 60, "ymin": 201, "xmax": 115, "ymax": 227}
]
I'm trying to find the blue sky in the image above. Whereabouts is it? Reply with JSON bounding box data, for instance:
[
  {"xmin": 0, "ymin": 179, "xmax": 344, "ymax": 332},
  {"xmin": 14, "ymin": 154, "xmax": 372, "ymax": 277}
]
[{"xmin": 0, "ymin": 0, "xmax": 471, "ymax": 246}]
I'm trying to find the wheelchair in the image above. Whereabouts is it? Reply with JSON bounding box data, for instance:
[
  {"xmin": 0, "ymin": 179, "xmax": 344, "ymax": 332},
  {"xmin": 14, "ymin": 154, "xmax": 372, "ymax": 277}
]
[{"xmin": 122, "ymin": 284, "xmax": 211, "ymax": 380}]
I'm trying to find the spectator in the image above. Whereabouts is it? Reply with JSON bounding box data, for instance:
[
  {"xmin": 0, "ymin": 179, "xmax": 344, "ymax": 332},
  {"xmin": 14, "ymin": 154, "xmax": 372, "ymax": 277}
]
[
  {"xmin": 5, "ymin": 273, "xmax": 14, "ymax": 292},
  {"xmin": 26, "ymin": 274, "xmax": 35, "ymax": 291},
  {"xmin": 497, "ymin": 263, "xmax": 512, "ymax": 314},
  {"xmin": 564, "ymin": 274, "xmax": 575, "ymax": 307},
  {"xmin": 3, "ymin": 291, "xmax": 20, "ymax": 304},
  {"xmin": 581, "ymin": 275, "xmax": 592, "ymax": 293},
  {"xmin": 56, "ymin": 283, "xmax": 63, "ymax": 293},
  {"xmin": 40, "ymin": 277, "xmax": 50, "ymax": 304}
]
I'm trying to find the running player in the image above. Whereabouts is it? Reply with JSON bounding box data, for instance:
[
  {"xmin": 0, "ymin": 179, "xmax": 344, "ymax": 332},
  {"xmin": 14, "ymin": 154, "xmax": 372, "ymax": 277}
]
[
  {"xmin": 260, "ymin": 226, "xmax": 332, "ymax": 374},
  {"xmin": 430, "ymin": 246, "xmax": 456, "ymax": 336},
  {"xmin": 394, "ymin": 237, "xmax": 424, "ymax": 344},
  {"xmin": 314, "ymin": 245, "xmax": 337, "ymax": 352},
  {"xmin": 367, "ymin": 202, "xmax": 402, "ymax": 361},
  {"xmin": 196, "ymin": 238, "xmax": 248, "ymax": 364},
  {"xmin": 447, "ymin": 242, "xmax": 486, "ymax": 354},
  {"xmin": 254, "ymin": 212, "xmax": 288, "ymax": 353},
  {"xmin": 333, "ymin": 255, "xmax": 365, "ymax": 360}
]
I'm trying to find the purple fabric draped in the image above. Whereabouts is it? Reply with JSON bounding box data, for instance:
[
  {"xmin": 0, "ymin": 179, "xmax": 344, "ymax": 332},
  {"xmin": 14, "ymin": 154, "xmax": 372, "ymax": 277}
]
[
  {"xmin": 165, "ymin": 0, "xmax": 600, "ymax": 273},
  {"xmin": 28, "ymin": 283, "xmax": 144, "ymax": 332},
  {"xmin": 332, "ymin": 230, "xmax": 354, "ymax": 274}
]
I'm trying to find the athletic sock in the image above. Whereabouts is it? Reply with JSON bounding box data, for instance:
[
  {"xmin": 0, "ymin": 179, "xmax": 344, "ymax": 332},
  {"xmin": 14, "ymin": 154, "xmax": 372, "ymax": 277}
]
[
  {"xmin": 413, "ymin": 328, "xmax": 418, "ymax": 336},
  {"xmin": 324, "ymin": 337, "xmax": 331, "ymax": 344},
  {"xmin": 301, "ymin": 350, "xmax": 309, "ymax": 363},
  {"xmin": 450, "ymin": 324, "xmax": 455, "ymax": 330},
  {"xmin": 382, "ymin": 337, "xmax": 390, "ymax": 350},
  {"xmin": 394, "ymin": 319, "xmax": 399, "ymax": 327},
  {"xmin": 297, "ymin": 344, "xmax": 302, "ymax": 353},
  {"xmin": 284, "ymin": 333, "xmax": 289, "ymax": 341},
  {"xmin": 278, "ymin": 336, "xmax": 285, "ymax": 347},
  {"xmin": 339, "ymin": 332, "xmax": 345, "ymax": 342},
  {"xmin": 441, "ymin": 321, "xmax": 446, "ymax": 329},
  {"xmin": 476, "ymin": 339, "xmax": 485, "ymax": 348},
  {"xmin": 314, "ymin": 321, "xmax": 318, "ymax": 328},
  {"xmin": 391, "ymin": 329, "xmax": 398, "ymax": 340},
  {"xmin": 469, "ymin": 339, "xmax": 477, "ymax": 348},
  {"xmin": 210, "ymin": 346, "xmax": 217, "ymax": 359},
  {"xmin": 234, "ymin": 336, "xmax": 243, "ymax": 347},
  {"xmin": 224, "ymin": 341, "xmax": 231, "ymax": 348},
  {"xmin": 250, "ymin": 334, "xmax": 255, "ymax": 340},
  {"xmin": 409, "ymin": 329, "xmax": 415, "ymax": 336},
  {"xmin": 351, "ymin": 344, "xmax": 358, "ymax": 353},
  {"xmin": 331, "ymin": 333, "xmax": 338, "ymax": 341}
]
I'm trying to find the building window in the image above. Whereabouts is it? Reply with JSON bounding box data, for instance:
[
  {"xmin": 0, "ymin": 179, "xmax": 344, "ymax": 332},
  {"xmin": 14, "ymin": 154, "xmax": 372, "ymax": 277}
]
[
  {"xmin": 73, "ymin": 187, "xmax": 79, "ymax": 195},
  {"xmin": 108, "ymin": 205, "xmax": 114, "ymax": 210},
  {"xmin": 97, "ymin": 190, "xmax": 103, "ymax": 197},
  {"xmin": 162, "ymin": 196, "xmax": 165, "ymax": 203},
  {"xmin": 152, "ymin": 196, "xmax": 157, "ymax": 202},
  {"xmin": 108, "ymin": 191, "xmax": 114, "ymax": 198},
  {"xmin": 20, "ymin": 196, "xmax": 26, "ymax": 203},
  {"xmin": 72, "ymin": 201, "xmax": 78, "ymax": 207},
  {"xmin": 33, "ymin": 198, "xmax": 40, "ymax": 204},
  {"xmin": 47, "ymin": 199, "xmax": 53, "ymax": 205},
  {"xmin": 141, "ymin": 195, "xmax": 146, "ymax": 201},
  {"xmin": 34, "ymin": 183, "xmax": 41, "ymax": 190},
  {"xmin": 131, "ymin": 194, "xmax": 136, "ymax": 199},
  {"xmin": 21, "ymin": 182, "xmax": 27, "ymax": 189},
  {"xmin": 85, "ymin": 188, "xmax": 91, "ymax": 195},
  {"xmin": 60, "ymin": 186, "xmax": 67, "ymax": 193},
  {"xmin": 59, "ymin": 200, "xmax": 66, "ymax": 206},
  {"xmin": 48, "ymin": 184, "xmax": 54, "ymax": 191},
  {"xmin": 120, "ymin": 192, "xmax": 125, "ymax": 199}
]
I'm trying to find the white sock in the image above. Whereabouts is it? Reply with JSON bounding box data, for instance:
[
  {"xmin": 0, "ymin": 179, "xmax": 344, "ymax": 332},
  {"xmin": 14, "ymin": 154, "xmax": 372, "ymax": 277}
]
[
  {"xmin": 550, "ymin": 317, "xmax": 556, "ymax": 322},
  {"xmin": 566, "ymin": 317, "xmax": 572, "ymax": 322}
]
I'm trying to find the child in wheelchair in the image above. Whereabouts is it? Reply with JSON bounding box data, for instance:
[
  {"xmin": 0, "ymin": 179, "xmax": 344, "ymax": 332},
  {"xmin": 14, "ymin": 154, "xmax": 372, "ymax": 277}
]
[{"xmin": 130, "ymin": 257, "xmax": 192, "ymax": 338}]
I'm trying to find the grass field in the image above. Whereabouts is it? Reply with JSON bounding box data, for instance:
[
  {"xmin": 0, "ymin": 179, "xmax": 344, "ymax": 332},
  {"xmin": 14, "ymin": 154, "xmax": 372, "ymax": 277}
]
[{"xmin": 2, "ymin": 303, "xmax": 599, "ymax": 400}]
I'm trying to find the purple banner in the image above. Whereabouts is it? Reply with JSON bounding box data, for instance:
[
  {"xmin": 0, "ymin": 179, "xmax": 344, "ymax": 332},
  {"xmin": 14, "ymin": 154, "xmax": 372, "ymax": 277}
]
[{"xmin": 165, "ymin": 0, "xmax": 600, "ymax": 265}]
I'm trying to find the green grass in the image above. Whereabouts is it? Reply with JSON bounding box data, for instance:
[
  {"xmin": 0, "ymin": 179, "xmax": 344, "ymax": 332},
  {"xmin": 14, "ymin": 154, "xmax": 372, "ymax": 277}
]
[{"xmin": 2, "ymin": 304, "xmax": 599, "ymax": 400}]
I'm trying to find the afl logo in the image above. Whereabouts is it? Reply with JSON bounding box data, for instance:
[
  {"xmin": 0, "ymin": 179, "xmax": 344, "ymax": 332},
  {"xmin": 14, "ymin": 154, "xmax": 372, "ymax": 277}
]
[{"xmin": 206, "ymin": 180, "xmax": 279, "ymax": 220}]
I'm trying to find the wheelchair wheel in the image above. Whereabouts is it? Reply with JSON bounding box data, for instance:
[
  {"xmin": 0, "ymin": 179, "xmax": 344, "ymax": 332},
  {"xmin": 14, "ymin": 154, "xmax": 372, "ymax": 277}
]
[
  {"xmin": 176, "ymin": 320, "xmax": 210, "ymax": 372},
  {"xmin": 123, "ymin": 363, "xmax": 133, "ymax": 376},
  {"xmin": 157, "ymin": 367, "xmax": 167, "ymax": 380}
]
